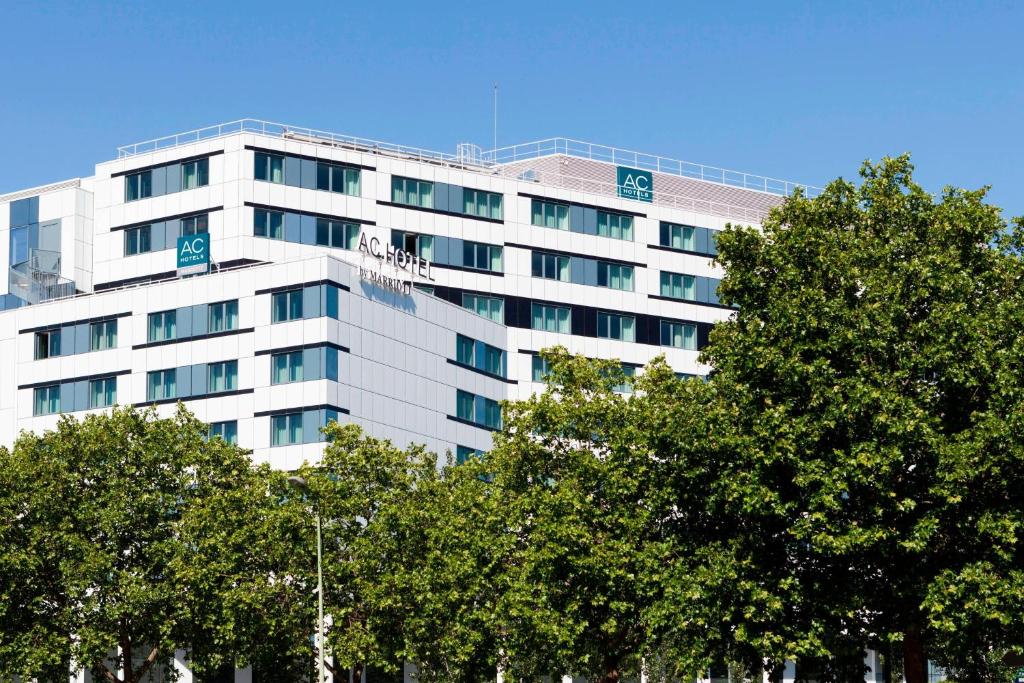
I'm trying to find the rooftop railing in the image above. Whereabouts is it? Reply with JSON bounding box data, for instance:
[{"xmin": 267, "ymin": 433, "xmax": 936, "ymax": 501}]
[
  {"xmin": 116, "ymin": 119, "xmax": 468, "ymax": 167},
  {"xmin": 115, "ymin": 119, "xmax": 821, "ymax": 200},
  {"xmin": 483, "ymin": 138, "xmax": 823, "ymax": 198}
]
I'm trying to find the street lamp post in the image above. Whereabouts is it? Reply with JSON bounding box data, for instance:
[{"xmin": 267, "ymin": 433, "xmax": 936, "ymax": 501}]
[{"xmin": 288, "ymin": 476, "xmax": 326, "ymax": 683}]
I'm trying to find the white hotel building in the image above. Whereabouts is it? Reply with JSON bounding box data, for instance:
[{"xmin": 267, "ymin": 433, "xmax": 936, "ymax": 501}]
[{"xmin": 0, "ymin": 120, "xmax": 805, "ymax": 468}]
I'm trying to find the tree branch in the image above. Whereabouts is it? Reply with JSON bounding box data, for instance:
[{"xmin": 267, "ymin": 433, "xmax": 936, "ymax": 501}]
[{"xmin": 133, "ymin": 646, "xmax": 161, "ymax": 683}]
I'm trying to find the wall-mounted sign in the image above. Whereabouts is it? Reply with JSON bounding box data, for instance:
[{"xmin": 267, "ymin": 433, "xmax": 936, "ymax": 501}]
[
  {"xmin": 177, "ymin": 233, "xmax": 210, "ymax": 276},
  {"xmin": 616, "ymin": 166, "xmax": 653, "ymax": 203},
  {"xmin": 357, "ymin": 233, "xmax": 434, "ymax": 295}
]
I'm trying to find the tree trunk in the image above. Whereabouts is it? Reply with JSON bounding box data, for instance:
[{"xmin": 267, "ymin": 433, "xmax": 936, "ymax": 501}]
[
  {"xmin": 600, "ymin": 657, "xmax": 621, "ymax": 683},
  {"xmin": 352, "ymin": 662, "xmax": 364, "ymax": 683},
  {"xmin": 903, "ymin": 626, "xmax": 927, "ymax": 683}
]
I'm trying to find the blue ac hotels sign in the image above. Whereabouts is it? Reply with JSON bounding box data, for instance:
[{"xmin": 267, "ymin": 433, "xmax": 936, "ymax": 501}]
[
  {"xmin": 177, "ymin": 233, "xmax": 210, "ymax": 276},
  {"xmin": 616, "ymin": 166, "xmax": 653, "ymax": 203}
]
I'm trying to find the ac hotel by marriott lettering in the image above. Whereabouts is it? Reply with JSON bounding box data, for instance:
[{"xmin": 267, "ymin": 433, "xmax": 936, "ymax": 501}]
[{"xmin": 357, "ymin": 232, "xmax": 435, "ymax": 294}]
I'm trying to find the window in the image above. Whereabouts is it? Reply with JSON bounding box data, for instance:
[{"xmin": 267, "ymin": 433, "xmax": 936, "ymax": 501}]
[
  {"xmin": 661, "ymin": 321, "xmax": 697, "ymax": 350},
  {"xmin": 456, "ymin": 335, "xmax": 475, "ymax": 366},
  {"xmin": 391, "ymin": 176, "xmax": 433, "ymax": 208},
  {"xmin": 271, "ymin": 350, "xmax": 304, "ymax": 384},
  {"xmin": 531, "ymin": 303, "xmax": 571, "ymax": 333},
  {"xmin": 597, "ymin": 312, "xmax": 636, "ymax": 342},
  {"xmin": 463, "ymin": 241, "xmax": 502, "ymax": 272},
  {"xmin": 272, "ymin": 290, "xmax": 303, "ymax": 323},
  {"xmin": 89, "ymin": 377, "xmax": 117, "ymax": 409},
  {"xmin": 148, "ymin": 310, "xmax": 176, "ymax": 342},
  {"xmin": 455, "ymin": 390, "xmax": 501, "ymax": 430},
  {"xmin": 11, "ymin": 226, "xmax": 28, "ymax": 264},
  {"xmin": 598, "ymin": 262, "xmax": 635, "ymax": 291},
  {"xmin": 597, "ymin": 211, "xmax": 634, "ymax": 240},
  {"xmin": 462, "ymin": 293, "xmax": 503, "ymax": 324},
  {"xmin": 455, "ymin": 334, "xmax": 505, "ymax": 377},
  {"xmin": 208, "ymin": 361, "xmax": 238, "ymax": 394},
  {"xmin": 147, "ymin": 369, "xmax": 177, "ymax": 401},
  {"xmin": 463, "ymin": 189, "xmax": 503, "ymax": 219},
  {"xmin": 660, "ymin": 271, "xmax": 697, "ymax": 301},
  {"xmin": 317, "ymin": 219, "xmax": 360, "ymax": 250},
  {"xmin": 414, "ymin": 284, "xmax": 434, "ymax": 295},
  {"xmin": 660, "ymin": 222, "xmax": 697, "ymax": 251},
  {"xmin": 531, "ymin": 199, "xmax": 569, "ymax": 230},
  {"xmin": 456, "ymin": 445, "xmax": 484, "ymax": 464},
  {"xmin": 90, "ymin": 320, "xmax": 117, "ymax": 351},
  {"xmin": 33, "ymin": 385, "xmax": 60, "ymax": 416},
  {"xmin": 316, "ymin": 162, "xmax": 361, "ymax": 196},
  {"xmin": 208, "ymin": 300, "xmax": 239, "ymax": 333},
  {"xmin": 255, "ymin": 152, "xmax": 285, "ymax": 183},
  {"xmin": 34, "ymin": 329, "xmax": 60, "ymax": 360},
  {"xmin": 208, "ymin": 421, "xmax": 238, "ymax": 445},
  {"xmin": 393, "ymin": 231, "xmax": 435, "ymax": 261},
  {"xmin": 271, "ymin": 413, "xmax": 303, "ymax": 446},
  {"xmin": 456, "ymin": 389, "xmax": 475, "ymax": 421},
  {"xmin": 180, "ymin": 214, "xmax": 208, "ymax": 236},
  {"xmin": 254, "ymin": 209, "xmax": 285, "ymax": 240},
  {"xmin": 124, "ymin": 170, "xmax": 152, "ymax": 202},
  {"xmin": 181, "ymin": 158, "xmax": 209, "ymax": 190},
  {"xmin": 124, "ymin": 225, "xmax": 152, "ymax": 256},
  {"xmin": 611, "ymin": 366, "xmax": 636, "ymax": 394},
  {"xmin": 531, "ymin": 251, "xmax": 569, "ymax": 281},
  {"xmin": 532, "ymin": 355, "xmax": 551, "ymax": 382}
]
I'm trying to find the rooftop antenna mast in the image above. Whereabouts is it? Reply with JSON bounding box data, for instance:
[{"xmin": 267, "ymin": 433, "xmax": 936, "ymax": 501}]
[{"xmin": 493, "ymin": 83, "xmax": 498, "ymax": 155}]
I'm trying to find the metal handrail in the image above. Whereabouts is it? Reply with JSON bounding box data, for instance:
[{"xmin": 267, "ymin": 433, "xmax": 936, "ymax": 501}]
[
  {"xmin": 115, "ymin": 120, "xmax": 822, "ymax": 199},
  {"xmin": 483, "ymin": 137, "xmax": 823, "ymax": 198},
  {"xmin": 116, "ymin": 119, "xmax": 468, "ymax": 167}
]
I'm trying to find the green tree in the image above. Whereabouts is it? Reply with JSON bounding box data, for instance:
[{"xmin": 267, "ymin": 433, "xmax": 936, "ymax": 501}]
[
  {"xmin": 689, "ymin": 156, "xmax": 1024, "ymax": 682},
  {"xmin": 0, "ymin": 405, "xmax": 308, "ymax": 682},
  {"xmin": 479, "ymin": 348, "xmax": 675, "ymax": 683},
  {"xmin": 301, "ymin": 422, "xmax": 438, "ymax": 683}
]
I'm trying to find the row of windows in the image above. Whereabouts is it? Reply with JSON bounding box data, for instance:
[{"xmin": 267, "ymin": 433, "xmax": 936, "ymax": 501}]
[
  {"xmin": 254, "ymin": 209, "xmax": 360, "ymax": 250},
  {"xmin": 659, "ymin": 271, "xmax": 723, "ymax": 306},
  {"xmin": 270, "ymin": 408, "xmax": 340, "ymax": 446},
  {"xmin": 455, "ymin": 334, "xmax": 505, "ymax": 377},
  {"xmin": 462, "ymin": 292, "xmax": 504, "ymax": 324},
  {"xmin": 124, "ymin": 212, "xmax": 209, "ymax": 256},
  {"xmin": 270, "ymin": 346, "xmax": 340, "ymax": 384},
  {"xmin": 146, "ymin": 361, "xmax": 239, "ymax": 401},
  {"xmin": 148, "ymin": 300, "xmax": 239, "ymax": 343},
  {"xmin": 271, "ymin": 285, "xmax": 341, "ymax": 323},
  {"xmin": 390, "ymin": 230, "xmax": 503, "ymax": 273},
  {"xmin": 659, "ymin": 221, "xmax": 719, "ymax": 256},
  {"xmin": 33, "ymin": 377, "xmax": 117, "ymax": 416},
  {"xmin": 531, "ymin": 251, "xmax": 635, "ymax": 291},
  {"xmin": 125, "ymin": 158, "xmax": 209, "ymax": 202},
  {"xmin": 255, "ymin": 152, "xmax": 362, "ymax": 196},
  {"xmin": 455, "ymin": 389, "xmax": 502, "ymax": 430},
  {"xmin": 391, "ymin": 176, "xmax": 503, "ymax": 220},
  {"xmin": 531, "ymin": 199, "xmax": 635, "ymax": 241},
  {"xmin": 529, "ymin": 302, "xmax": 697, "ymax": 349},
  {"xmin": 34, "ymin": 319, "xmax": 118, "ymax": 360},
  {"xmin": 529, "ymin": 356, "xmax": 635, "ymax": 392}
]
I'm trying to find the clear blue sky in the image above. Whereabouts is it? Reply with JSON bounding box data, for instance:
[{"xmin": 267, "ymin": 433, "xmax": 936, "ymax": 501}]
[{"xmin": 3, "ymin": 1, "xmax": 1023, "ymax": 215}]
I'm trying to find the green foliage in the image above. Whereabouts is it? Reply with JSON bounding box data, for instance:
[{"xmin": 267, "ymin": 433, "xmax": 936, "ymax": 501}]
[
  {"xmin": 0, "ymin": 405, "xmax": 309, "ymax": 682},
  {"xmin": 696, "ymin": 155, "xmax": 1024, "ymax": 679}
]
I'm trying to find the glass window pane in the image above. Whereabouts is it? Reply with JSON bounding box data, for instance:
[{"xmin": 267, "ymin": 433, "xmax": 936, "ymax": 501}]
[{"xmin": 270, "ymin": 156, "xmax": 283, "ymax": 183}]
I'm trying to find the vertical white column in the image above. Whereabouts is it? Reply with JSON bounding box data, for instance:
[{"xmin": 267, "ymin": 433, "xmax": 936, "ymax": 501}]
[
  {"xmin": 562, "ymin": 676, "xmax": 574, "ymax": 683},
  {"xmin": 173, "ymin": 650, "xmax": 193, "ymax": 683},
  {"xmin": 234, "ymin": 665, "xmax": 252, "ymax": 683},
  {"xmin": 68, "ymin": 664, "xmax": 85, "ymax": 683}
]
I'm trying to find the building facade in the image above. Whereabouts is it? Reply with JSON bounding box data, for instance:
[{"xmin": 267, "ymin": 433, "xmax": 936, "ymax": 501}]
[{"xmin": 0, "ymin": 120, "xmax": 803, "ymax": 467}]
